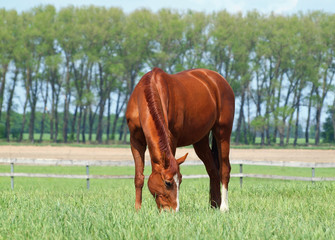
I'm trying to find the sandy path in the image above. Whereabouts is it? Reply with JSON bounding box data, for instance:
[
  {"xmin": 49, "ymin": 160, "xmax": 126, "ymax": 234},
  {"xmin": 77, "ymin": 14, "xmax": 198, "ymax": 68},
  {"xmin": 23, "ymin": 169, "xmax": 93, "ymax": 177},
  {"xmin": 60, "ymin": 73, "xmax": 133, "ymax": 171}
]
[{"xmin": 0, "ymin": 146, "xmax": 334, "ymax": 163}]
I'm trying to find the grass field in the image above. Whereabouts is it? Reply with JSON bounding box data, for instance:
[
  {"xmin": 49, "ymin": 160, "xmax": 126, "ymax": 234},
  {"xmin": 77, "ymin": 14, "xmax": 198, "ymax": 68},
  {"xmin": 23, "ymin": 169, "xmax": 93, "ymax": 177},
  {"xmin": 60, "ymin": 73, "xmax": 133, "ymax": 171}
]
[
  {"xmin": 1, "ymin": 165, "xmax": 335, "ymax": 239},
  {"xmin": 1, "ymin": 164, "xmax": 335, "ymax": 178}
]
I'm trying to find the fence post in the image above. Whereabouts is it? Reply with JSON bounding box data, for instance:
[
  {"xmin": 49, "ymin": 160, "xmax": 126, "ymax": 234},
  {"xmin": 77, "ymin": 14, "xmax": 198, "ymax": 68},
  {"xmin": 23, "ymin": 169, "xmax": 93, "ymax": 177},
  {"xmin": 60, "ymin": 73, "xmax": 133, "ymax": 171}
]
[
  {"xmin": 240, "ymin": 163, "xmax": 243, "ymax": 188},
  {"xmin": 312, "ymin": 167, "xmax": 315, "ymax": 183},
  {"xmin": 11, "ymin": 162, "xmax": 14, "ymax": 190},
  {"xmin": 86, "ymin": 164, "xmax": 90, "ymax": 190}
]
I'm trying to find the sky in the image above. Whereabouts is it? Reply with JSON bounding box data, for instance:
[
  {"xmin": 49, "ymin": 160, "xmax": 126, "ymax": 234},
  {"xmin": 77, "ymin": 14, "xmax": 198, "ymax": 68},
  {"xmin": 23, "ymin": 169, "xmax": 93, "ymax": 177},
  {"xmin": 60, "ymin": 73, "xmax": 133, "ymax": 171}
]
[{"xmin": 1, "ymin": 0, "xmax": 335, "ymax": 15}]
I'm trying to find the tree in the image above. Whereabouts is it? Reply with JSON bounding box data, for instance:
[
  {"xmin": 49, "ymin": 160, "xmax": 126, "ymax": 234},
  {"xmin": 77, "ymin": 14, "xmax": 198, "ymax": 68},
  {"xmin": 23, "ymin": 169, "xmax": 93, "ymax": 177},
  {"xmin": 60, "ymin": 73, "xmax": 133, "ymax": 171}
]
[
  {"xmin": 0, "ymin": 9, "xmax": 17, "ymax": 121},
  {"xmin": 0, "ymin": 9, "xmax": 20, "ymax": 141},
  {"xmin": 56, "ymin": 6, "xmax": 81, "ymax": 143},
  {"xmin": 0, "ymin": 7, "xmax": 335, "ymax": 146},
  {"xmin": 209, "ymin": 10, "xmax": 237, "ymax": 85},
  {"xmin": 147, "ymin": 9, "xmax": 186, "ymax": 72},
  {"xmin": 332, "ymin": 98, "xmax": 335, "ymax": 142},
  {"xmin": 118, "ymin": 9, "xmax": 156, "ymax": 142},
  {"xmin": 27, "ymin": 6, "xmax": 56, "ymax": 143},
  {"xmin": 322, "ymin": 109, "xmax": 335, "ymax": 143},
  {"xmin": 232, "ymin": 11, "xmax": 258, "ymax": 144}
]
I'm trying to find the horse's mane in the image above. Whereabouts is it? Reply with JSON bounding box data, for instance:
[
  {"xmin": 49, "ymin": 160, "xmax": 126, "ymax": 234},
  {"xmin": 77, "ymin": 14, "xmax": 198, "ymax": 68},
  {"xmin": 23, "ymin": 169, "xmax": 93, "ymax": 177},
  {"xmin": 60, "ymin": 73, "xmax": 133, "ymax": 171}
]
[{"xmin": 143, "ymin": 69, "xmax": 174, "ymax": 168}]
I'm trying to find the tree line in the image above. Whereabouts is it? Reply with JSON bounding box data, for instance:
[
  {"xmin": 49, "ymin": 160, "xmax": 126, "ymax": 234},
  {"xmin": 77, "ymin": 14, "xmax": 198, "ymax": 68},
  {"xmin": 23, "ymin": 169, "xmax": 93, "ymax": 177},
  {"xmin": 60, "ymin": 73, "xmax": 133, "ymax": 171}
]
[{"xmin": 0, "ymin": 5, "xmax": 334, "ymax": 145}]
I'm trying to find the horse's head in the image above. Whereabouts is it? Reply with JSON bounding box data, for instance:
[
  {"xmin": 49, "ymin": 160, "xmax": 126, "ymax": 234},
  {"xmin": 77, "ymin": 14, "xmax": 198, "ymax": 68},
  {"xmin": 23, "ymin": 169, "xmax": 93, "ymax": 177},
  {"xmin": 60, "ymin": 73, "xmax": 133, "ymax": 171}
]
[{"xmin": 148, "ymin": 153, "xmax": 187, "ymax": 212}]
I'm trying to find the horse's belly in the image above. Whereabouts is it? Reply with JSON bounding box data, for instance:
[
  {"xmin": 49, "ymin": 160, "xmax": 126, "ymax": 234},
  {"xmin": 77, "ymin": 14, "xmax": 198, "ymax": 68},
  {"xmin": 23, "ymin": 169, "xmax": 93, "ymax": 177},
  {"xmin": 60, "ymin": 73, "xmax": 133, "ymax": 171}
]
[
  {"xmin": 169, "ymin": 74, "xmax": 219, "ymax": 147},
  {"xmin": 175, "ymin": 102, "xmax": 216, "ymax": 147}
]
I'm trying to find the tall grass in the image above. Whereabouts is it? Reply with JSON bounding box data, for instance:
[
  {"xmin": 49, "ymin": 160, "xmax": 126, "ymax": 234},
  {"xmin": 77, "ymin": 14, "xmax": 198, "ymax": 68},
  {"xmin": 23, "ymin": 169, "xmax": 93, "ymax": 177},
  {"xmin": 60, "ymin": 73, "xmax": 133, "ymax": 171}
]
[{"xmin": 1, "ymin": 165, "xmax": 335, "ymax": 239}]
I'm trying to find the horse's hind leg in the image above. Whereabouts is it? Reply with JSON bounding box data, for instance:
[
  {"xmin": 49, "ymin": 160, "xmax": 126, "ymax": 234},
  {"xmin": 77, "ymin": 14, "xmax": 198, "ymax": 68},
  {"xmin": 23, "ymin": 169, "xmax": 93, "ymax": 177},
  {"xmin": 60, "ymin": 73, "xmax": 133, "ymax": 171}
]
[
  {"xmin": 130, "ymin": 133, "xmax": 146, "ymax": 210},
  {"xmin": 213, "ymin": 125, "xmax": 232, "ymax": 212},
  {"xmin": 193, "ymin": 135, "xmax": 221, "ymax": 208}
]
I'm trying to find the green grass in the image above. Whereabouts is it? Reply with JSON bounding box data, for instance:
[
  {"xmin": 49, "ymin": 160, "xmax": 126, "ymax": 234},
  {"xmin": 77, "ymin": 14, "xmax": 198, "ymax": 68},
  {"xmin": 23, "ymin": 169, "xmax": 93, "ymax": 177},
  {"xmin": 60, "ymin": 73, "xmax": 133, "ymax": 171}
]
[
  {"xmin": 1, "ymin": 165, "xmax": 335, "ymax": 239},
  {"xmin": 1, "ymin": 164, "xmax": 334, "ymax": 178}
]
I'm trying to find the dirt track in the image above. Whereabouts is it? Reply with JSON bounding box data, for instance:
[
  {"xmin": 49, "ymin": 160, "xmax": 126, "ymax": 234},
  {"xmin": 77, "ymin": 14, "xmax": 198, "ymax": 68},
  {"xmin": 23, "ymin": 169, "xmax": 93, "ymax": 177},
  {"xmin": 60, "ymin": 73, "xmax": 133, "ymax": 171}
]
[{"xmin": 0, "ymin": 146, "xmax": 334, "ymax": 163}]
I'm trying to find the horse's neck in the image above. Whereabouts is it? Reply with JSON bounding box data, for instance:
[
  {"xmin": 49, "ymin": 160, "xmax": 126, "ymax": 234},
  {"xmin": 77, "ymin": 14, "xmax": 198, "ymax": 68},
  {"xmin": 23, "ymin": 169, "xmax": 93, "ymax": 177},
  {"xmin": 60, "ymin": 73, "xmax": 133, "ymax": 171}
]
[
  {"xmin": 143, "ymin": 71, "xmax": 175, "ymax": 168},
  {"xmin": 150, "ymin": 151, "xmax": 177, "ymax": 178},
  {"xmin": 147, "ymin": 136, "xmax": 174, "ymax": 165}
]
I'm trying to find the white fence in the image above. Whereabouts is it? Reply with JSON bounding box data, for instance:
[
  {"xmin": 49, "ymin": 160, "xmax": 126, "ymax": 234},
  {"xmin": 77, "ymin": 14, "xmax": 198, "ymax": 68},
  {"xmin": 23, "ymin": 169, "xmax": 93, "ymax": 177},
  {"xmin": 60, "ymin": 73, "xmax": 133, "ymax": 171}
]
[{"xmin": 1, "ymin": 158, "xmax": 335, "ymax": 189}]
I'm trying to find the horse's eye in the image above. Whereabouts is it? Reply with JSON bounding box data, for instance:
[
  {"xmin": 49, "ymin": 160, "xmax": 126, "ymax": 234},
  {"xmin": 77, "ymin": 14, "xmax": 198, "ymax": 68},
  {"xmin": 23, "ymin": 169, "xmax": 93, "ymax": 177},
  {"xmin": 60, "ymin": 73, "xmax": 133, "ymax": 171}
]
[{"xmin": 164, "ymin": 180, "xmax": 173, "ymax": 188}]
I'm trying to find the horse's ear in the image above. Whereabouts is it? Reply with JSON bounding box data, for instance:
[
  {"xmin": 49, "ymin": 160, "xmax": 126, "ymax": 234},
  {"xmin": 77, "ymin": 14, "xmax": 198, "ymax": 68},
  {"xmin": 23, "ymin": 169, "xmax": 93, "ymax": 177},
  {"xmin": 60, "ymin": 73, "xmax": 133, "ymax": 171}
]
[{"xmin": 176, "ymin": 153, "xmax": 188, "ymax": 165}]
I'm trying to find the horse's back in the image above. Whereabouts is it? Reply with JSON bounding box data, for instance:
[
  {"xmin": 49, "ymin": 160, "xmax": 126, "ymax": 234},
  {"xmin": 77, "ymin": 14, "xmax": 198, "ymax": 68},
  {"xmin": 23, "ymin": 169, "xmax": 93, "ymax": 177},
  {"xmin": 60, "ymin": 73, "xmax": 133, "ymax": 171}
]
[
  {"xmin": 161, "ymin": 68, "xmax": 235, "ymax": 146},
  {"xmin": 126, "ymin": 68, "xmax": 235, "ymax": 146},
  {"xmin": 169, "ymin": 68, "xmax": 235, "ymax": 122}
]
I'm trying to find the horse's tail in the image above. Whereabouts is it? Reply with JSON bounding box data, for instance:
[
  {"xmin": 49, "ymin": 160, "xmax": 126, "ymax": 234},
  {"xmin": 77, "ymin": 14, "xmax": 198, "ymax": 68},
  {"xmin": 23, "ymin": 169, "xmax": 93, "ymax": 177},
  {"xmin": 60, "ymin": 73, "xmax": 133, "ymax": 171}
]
[{"xmin": 211, "ymin": 132, "xmax": 220, "ymax": 170}]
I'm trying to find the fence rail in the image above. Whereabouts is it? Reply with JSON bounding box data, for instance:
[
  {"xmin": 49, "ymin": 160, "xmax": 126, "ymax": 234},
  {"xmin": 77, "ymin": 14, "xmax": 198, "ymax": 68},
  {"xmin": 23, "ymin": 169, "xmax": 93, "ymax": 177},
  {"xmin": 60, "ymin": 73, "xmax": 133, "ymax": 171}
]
[
  {"xmin": 1, "ymin": 158, "xmax": 335, "ymax": 168},
  {"xmin": 1, "ymin": 158, "xmax": 335, "ymax": 189}
]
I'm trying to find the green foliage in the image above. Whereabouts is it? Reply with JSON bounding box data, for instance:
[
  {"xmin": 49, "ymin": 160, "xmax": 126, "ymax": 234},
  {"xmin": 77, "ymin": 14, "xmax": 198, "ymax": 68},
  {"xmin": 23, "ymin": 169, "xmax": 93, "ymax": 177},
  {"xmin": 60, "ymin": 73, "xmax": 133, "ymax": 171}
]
[
  {"xmin": 322, "ymin": 110, "xmax": 335, "ymax": 143},
  {"xmin": 0, "ymin": 6, "xmax": 335, "ymax": 146},
  {"xmin": 250, "ymin": 116, "xmax": 267, "ymax": 132},
  {"xmin": 0, "ymin": 123, "xmax": 5, "ymax": 139}
]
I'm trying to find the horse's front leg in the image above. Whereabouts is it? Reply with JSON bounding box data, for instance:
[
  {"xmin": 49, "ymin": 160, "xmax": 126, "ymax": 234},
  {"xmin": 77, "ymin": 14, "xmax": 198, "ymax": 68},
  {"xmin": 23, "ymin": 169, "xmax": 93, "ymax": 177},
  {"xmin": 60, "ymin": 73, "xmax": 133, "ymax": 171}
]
[{"xmin": 130, "ymin": 136, "xmax": 146, "ymax": 210}]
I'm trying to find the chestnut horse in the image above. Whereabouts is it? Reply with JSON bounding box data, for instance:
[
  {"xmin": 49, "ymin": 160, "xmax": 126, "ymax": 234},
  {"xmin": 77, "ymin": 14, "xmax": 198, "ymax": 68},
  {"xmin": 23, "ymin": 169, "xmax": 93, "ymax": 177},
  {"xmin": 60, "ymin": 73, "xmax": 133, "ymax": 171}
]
[{"xmin": 126, "ymin": 68, "xmax": 235, "ymax": 212}]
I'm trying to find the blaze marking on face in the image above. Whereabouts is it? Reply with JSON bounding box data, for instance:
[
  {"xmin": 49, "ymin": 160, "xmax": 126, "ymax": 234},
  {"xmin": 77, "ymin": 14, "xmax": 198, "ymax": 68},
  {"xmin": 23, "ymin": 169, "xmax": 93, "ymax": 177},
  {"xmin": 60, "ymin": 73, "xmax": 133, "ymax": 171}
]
[{"xmin": 173, "ymin": 174, "xmax": 180, "ymax": 212}]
